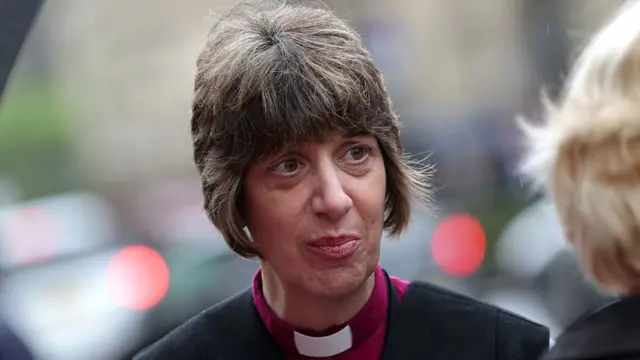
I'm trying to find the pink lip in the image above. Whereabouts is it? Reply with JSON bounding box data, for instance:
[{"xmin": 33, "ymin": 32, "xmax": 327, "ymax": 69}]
[
  {"xmin": 307, "ymin": 235, "xmax": 360, "ymax": 260},
  {"xmin": 308, "ymin": 235, "xmax": 360, "ymax": 246}
]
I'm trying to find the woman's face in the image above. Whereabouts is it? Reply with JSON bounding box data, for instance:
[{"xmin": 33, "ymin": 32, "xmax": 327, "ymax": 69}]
[{"xmin": 243, "ymin": 134, "xmax": 386, "ymax": 298}]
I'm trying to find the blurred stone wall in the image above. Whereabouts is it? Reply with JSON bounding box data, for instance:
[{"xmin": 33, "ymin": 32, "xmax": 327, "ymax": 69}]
[
  {"xmin": 38, "ymin": 0, "xmax": 628, "ymax": 209},
  {"xmin": 44, "ymin": 0, "xmax": 228, "ymax": 184}
]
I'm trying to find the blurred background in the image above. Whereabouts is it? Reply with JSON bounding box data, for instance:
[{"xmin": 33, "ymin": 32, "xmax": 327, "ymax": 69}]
[{"xmin": 0, "ymin": 0, "xmax": 628, "ymax": 359}]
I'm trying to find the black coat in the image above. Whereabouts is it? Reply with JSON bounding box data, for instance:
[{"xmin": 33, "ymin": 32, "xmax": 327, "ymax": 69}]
[
  {"xmin": 135, "ymin": 271, "xmax": 550, "ymax": 360},
  {"xmin": 542, "ymin": 295, "xmax": 640, "ymax": 360}
]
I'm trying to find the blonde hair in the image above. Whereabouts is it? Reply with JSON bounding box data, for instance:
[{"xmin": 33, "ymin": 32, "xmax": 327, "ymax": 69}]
[{"xmin": 520, "ymin": 0, "xmax": 640, "ymax": 294}]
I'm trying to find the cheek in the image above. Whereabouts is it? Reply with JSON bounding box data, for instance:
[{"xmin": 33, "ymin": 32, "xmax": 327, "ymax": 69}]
[
  {"xmin": 244, "ymin": 187, "xmax": 305, "ymax": 250},
  {"xmin": 355, "ymin": 164, "xmax": 387, "ymax": 224}
]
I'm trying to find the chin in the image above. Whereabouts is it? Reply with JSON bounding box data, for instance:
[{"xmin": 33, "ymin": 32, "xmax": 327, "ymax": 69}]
[{"xmin": 306, "ymin": 260, "xmax": 376, "ymax": 298}]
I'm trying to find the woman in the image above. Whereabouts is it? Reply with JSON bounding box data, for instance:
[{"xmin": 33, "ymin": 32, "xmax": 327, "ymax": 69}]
[
  {"xmin": 135, "ymin": 2, "xmax": 550, "ymax": 359},
  {"xmin": 519, "ymin": 1, "xmax": 640, "ymax": 359}
]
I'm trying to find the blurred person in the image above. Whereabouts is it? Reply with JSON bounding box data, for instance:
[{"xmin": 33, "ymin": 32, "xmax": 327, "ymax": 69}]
[
  {"xmin": 519, "ymin": 1, "xmax": 640, "ymax": 359},
  {"xmin": 0, "ymin": 318, "xmax": 34, "ymax": 360},
  {"xmin": 135, "ymin": 2, "xmax": 551, "ymax": 359},
  {"xmin": 0, "ymin": 1, "xmax": 42, "ymax": 359},
  {"xmin": 0, "ymin": 0, "xmax": 42, "ymax": 100}
]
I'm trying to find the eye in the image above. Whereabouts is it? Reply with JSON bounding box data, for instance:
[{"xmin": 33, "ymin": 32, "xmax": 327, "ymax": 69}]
[
  {"xmin": 344, "ymin": 145, "xmax": 370, "ymax": 163},
  {"xmin": 272, "ymin": 158, "xmax": 300, "ymax": 174}
]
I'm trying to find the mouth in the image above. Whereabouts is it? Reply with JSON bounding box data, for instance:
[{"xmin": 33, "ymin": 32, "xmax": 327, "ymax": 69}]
[{"xmin": 307, "ymin": 235, "xmax": 361, "ymax": 260}]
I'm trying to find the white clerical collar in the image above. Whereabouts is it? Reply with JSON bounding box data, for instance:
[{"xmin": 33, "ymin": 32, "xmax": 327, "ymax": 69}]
[{"xmin": 293, "ymin": 325, "xmax": 353, "ymax": 357}]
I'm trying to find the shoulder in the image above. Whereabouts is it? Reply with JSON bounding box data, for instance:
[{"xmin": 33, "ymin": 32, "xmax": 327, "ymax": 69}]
[
  {"xmin": 134, "ymin": 288, "xmax": 253, "ymax": 360},
  {"xmin": 543, "ymin": 296, "xmax": 640, "ymax": 360},
  {"xmin": 405, "ymin": 281, "xmax": 550, "ymax": 357},
  {"xmin": 407, "ymin": 280, "xmax": 548, "ymax": 327}
]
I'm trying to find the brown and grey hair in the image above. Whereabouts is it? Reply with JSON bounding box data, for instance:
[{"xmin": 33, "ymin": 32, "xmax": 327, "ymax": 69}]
[{"xmin": 192, "ymin": 1, "xmax": 432, "ymax": 258}]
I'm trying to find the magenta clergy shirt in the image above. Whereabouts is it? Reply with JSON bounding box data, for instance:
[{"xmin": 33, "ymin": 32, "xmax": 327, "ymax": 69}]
[{"xmin": 252, "ymin": 266, "xmax": 409, "ymax": 360}]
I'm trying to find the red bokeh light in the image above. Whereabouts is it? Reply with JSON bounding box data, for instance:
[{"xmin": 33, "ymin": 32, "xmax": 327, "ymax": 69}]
[
  {"xmin": 431, "ymin": 213, "xmax": 486, "ymax": 277},
  {"xmin": 106, "ymin": 245, "xmax": 170, "ymax": 310}
]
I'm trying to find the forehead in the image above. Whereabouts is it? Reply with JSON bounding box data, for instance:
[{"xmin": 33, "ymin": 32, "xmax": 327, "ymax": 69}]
[
  {"xmin": 275, "ymin": 132, "xmax": 376, "ymax": 152},
  {"xmin": 250, "ymin": 123, "xmax": 371, "ymax": 160}
]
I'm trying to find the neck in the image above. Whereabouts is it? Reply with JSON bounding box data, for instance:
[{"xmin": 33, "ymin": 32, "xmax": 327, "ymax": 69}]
[{"xmin": 260, "ymin": 263, "xmax": 375, "ymax": 332}]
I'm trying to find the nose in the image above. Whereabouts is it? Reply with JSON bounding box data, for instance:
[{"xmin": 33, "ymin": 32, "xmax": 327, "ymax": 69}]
[{"xmin": 310, "ymin": 161, "xmax": 353, "ymax": 222}]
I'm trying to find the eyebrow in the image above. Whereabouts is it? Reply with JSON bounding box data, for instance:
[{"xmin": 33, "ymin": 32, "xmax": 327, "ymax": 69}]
[{"xmin": 259, "ymin": 131, "xmax": 374, "ymax": 160}]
